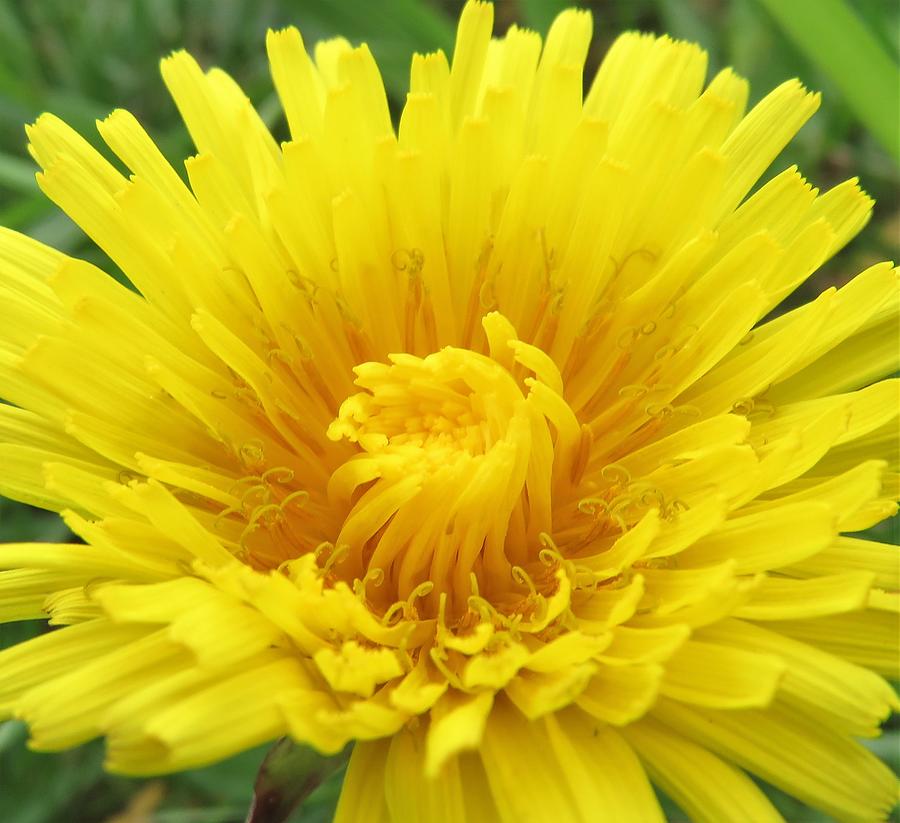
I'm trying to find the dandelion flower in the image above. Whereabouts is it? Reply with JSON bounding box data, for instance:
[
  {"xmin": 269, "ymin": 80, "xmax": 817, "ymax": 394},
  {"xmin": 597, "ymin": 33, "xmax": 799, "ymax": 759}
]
[{"xmin": 0, "ymin": 3, "xmax": 898, "ymax": 820}]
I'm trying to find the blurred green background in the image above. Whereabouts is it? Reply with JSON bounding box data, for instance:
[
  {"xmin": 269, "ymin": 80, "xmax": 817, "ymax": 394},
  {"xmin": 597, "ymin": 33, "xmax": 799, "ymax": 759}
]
[{"xmin": 0, "ymin": 0, "xmax": 897, "ymax": 821}]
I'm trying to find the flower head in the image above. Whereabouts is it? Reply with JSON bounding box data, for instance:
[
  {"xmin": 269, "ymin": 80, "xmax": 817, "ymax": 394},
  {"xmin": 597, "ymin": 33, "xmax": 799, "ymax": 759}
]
[{"xmin": 1, "ymin": 2, "xmax": 898, "ymax": 820}]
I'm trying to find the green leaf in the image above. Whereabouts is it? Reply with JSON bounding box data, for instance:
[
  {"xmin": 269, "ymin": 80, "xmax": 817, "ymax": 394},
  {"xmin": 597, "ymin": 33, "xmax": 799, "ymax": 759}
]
[{"xmin": 753, "ymin": 0, "xmax": 900, "ymax": 164}]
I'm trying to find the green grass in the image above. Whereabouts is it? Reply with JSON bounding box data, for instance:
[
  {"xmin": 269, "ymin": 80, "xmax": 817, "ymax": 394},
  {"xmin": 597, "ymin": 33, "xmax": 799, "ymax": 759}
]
[
  {"xmin": 754, "ymin": 0, "xmax": 899, "ymax": 162},
  {"xmin": 0, "ymin": 0, "xmax": 897, "ymax": 820}
]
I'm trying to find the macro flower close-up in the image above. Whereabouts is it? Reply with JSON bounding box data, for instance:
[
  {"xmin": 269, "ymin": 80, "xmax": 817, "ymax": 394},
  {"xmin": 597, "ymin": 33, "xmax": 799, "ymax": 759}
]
[{"xmin": 0, "ymin": 1, "xmax": 897, "ymax": 821}]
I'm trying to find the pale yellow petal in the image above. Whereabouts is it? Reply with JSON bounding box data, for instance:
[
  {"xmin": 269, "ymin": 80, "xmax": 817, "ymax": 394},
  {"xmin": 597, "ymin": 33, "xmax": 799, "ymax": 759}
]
[
  {"xmin": 675, "ymin": 501, "xmax": 834, "ymax": 572},
  {"xmin": 624, "ymin": 718, "xmax": 785, "ymax": 823},
  {"xmin": 653, "ymin": 697, "xmax": 897, "ymax": 821},
  {"xmin": 700, "ymin": 619, "xmax": 898, "ymax": 735},
  {"xmin": 478, "ymin": 698, "xmax": 583, "ymax": 822},
  {"xmin": 576, "ymin": 662, "xmax": 662, "ymax": 725},
  {"xmin": 766, "ymin": 610, "xmax": 900, "ymax": 677},
  {"xmin": 545, "ymin": 708, "xmax": 665, "ymax": 823},
  {"xmin": 425, "ymin": 689, "xmax": 493, "ymax": 777},
  {"xmin": 734, "ymin": 571, "xmax": 874, "ymax": 621},
  {"xmin": 660, "ymin": 639, "xmax": 784, "ymax": 709},
  {"xmin": 784, "ymin": 536, "xmax": 899, "ymax": 590},
  {"xmin": 387, "ymin": 727, "xmax": 465, "ymax": 823}
]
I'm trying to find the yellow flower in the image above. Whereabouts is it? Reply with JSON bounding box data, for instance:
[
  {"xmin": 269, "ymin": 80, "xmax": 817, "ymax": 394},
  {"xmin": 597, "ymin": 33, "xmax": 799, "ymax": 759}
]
[{"xmin": 0, "ymin": 2, "xmax": 898, "ymax": 820}]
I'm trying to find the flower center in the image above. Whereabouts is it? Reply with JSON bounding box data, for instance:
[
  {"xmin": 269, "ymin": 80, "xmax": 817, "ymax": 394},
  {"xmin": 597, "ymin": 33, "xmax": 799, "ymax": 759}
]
[{"xmin": 326, "ymin": 313, "xmax": 590, "ymax": 622}]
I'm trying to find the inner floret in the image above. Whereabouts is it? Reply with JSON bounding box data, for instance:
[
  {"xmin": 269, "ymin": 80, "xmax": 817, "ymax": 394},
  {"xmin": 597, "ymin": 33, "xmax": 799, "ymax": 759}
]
[{"xmin": 326, "ymin": 313, "xmax": 588, "ymax": 621}]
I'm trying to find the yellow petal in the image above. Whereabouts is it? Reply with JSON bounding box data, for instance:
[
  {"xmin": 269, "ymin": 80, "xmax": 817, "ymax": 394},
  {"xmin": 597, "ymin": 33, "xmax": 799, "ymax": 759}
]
[
  {"xmin": 334, "ymin": 740, "xmax": 391, "ymax": 823},
  {"xmin": 716, "ymin": 80, "xmax": 819, "ymax": 218},
  {"xmin": 766, "ymin": 609, "xmax": 900, "ymax": 678},
  {"xmin": 784, "ymin": 535, "xmax": 899, "ymax": 590},
  {"xmin": 653, "ymin": 697, "xmax": 897, "ymax": 821},
  {"xmin": 16, "ymin": 629, "xmax": 188, "ymax": 751},
  {"xmin": 387, "ymin": 726, "xmax": 466, "ymax": 823},
  {"xmin": 313, "ymin": 641, "xmax": 405, "ymax": 698},
  {"xmin": 660, "ymin": 639, "xmax": 784, "ymax": 709},
  {"xmin": 478, "ymin": 699, "xmax": 590, "ymax": 823},
  {"xmin": 734, "ymin": 571, "xmax": 874, "ymax": 621},
  {"xmin": 701, "ymin": 618, "xmax": 898, "ymax": 735},
  {"xmin": 544, "ymin": 708, "xmax": 665, "ymax": 822},
  {"xmin": 576, "ymin": 662, "xmax": 662, "ymax": 725},
  {"xmin": 624, "ymin": 717, "xmax": 785, "ymax": 823},
  {"xmin": 461, "ymin": 640, "xmax": 530, "ymax": 690},
  {"xmin": 425, "ymin": 689, "xmax": 493, "ymax": 777},
  {"xmin": 505, "ymin": 663, "xmax": 596, "ymax": 719},
  {"xmin": 600, "ymin": 624, "xmax": 691, "ymax": 665},
  {"xmin": 677, "ymin": 501, "xmax": 834, "ymax": 572},
  {"xmin": 266, "ymin": 27, "xmax": 324, "ymax": 140},
  {"xmin": 448, "ymin": 0, "xmax": 493, "ymax": 128},
  {"xmin": 126, "ymin": 653, "xmax": 301, "ymax": 773},
  {"xmin": 0, "ymin": 619, "xmax": 146, "ymax": 711}
]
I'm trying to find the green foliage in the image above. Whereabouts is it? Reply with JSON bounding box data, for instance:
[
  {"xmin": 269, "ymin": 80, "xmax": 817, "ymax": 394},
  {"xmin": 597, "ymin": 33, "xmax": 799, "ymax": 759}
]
[
  {"xmin": 0, "ymin": 1, "xmax": 897, "ymax": 820},
  {"xmin": 519, "ymin": 0, "xmax": 576, "ymax": 33},
  {"xmin": 754, "ymin": 0, "xmax": 900, "ymax": 163}
]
